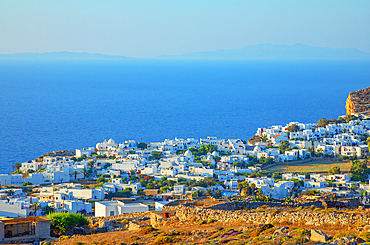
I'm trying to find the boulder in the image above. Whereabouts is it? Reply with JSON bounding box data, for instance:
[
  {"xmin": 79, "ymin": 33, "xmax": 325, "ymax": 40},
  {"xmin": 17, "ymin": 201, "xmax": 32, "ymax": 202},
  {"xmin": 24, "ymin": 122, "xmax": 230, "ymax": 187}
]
[
  {"xmin": 128, "ymin": 221, "xmax": 141, "ymax": 231},
  {"xmin": 310, "ymin": 229, "xmax": 328, "ymax": 243},
  {"xmin": 273, "ymin": 227, "xmax": 288, "ymax": 237}
]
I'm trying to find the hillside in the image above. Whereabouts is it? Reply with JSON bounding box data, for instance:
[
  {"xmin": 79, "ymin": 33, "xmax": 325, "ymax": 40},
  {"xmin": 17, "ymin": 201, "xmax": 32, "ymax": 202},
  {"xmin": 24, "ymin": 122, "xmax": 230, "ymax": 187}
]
[
  {"xmin": 50, "ymin": 198, "xmax": 370, "ymax": 245},
  {"xmin": 346, "ymin": 87, "xmax": 370, "ymax": 116}
]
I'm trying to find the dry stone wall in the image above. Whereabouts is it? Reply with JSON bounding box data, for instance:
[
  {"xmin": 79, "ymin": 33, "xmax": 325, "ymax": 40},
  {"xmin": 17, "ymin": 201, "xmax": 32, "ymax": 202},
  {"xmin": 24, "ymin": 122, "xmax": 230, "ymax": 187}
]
[
  {"xmin": 168, "ymin": 206, "xmax": 370, "ymax": 226},
  {"xmin": 184, "ymin": 200, "xmax": 323, "ymax": 211}
]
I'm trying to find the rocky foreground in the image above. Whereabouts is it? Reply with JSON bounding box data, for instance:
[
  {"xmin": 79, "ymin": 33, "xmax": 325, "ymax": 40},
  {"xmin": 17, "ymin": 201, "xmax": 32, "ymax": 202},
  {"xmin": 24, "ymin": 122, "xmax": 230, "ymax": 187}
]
[{"xmin": 48, "ymin": 204, "xmax": 370, "ymax": 245}]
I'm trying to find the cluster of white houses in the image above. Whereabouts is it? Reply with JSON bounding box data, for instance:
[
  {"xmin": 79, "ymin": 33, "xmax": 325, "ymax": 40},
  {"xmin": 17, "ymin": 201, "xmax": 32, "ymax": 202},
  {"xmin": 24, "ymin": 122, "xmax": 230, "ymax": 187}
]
[{"xmin": 1, "ymin": 118, "xmax": 370, "ymax": 217}]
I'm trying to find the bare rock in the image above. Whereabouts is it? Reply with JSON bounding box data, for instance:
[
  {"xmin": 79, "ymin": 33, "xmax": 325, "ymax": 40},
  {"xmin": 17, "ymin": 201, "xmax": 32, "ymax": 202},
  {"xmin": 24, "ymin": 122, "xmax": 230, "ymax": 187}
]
[{"xmin": 310, "ymin": 229, "xmax": 328, "ymax": 243}]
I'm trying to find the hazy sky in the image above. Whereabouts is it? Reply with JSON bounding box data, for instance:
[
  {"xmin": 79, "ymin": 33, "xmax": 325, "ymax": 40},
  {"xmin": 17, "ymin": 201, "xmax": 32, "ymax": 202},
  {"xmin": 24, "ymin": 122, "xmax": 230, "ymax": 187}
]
[{"xmin": 1, "ymin": 0, "xmax": 369, "ymax": 58}]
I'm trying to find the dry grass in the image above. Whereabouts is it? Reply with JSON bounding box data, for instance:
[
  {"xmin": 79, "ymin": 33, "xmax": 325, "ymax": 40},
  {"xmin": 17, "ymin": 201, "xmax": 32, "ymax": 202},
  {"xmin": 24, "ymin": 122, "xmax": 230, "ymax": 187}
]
[{"xmin": 266, "ymin": 160, "xmax": 351, "ymax": 173}]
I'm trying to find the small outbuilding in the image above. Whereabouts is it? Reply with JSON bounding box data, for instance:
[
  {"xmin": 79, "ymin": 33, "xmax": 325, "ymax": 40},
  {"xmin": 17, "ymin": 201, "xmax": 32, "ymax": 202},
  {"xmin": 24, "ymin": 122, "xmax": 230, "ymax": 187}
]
[
  {"xmin": 0, "ymin": 216, "xmax": 50, "ymax": 242},
  {"xmin": 95, "ymin": 200, "xmax": 149, "ymax": 217}
]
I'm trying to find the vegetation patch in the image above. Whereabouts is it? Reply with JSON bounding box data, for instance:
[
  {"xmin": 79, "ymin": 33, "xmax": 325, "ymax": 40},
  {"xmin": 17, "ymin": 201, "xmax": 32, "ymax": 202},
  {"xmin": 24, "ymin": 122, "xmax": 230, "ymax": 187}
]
[
  {"xmin": 46, "ymin": 212, "xmax": 89, "ymax": 235},
  {"xmin": 153, "ymin": 236, "xmax": 173, "ymax": 244},
  {"xmin": 138, "ymin": 226, "xmax": 157, "ymax": 235}
]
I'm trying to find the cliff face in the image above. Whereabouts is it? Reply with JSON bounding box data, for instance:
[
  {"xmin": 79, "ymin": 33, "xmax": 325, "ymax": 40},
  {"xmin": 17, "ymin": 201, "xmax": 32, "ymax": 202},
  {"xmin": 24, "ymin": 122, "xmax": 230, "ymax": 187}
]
[{"xmin": 345, "ymin": 87, "xmax": 370, "ymax": 116}]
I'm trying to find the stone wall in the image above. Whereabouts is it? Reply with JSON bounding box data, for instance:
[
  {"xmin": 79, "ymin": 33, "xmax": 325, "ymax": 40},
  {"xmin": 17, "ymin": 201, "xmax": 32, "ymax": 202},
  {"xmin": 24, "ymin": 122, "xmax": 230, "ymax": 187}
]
[
  {"xmin": 168, "ymin": 206, "xmax": 370, "ymax": 226},
  {"xmin": 184, "ymin": 200, "xmax": 324, "ymax": 211}
]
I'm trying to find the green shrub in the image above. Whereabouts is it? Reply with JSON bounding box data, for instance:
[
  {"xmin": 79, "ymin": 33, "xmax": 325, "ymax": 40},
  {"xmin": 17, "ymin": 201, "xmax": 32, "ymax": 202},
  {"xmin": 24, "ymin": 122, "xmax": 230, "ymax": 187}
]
[
  {"xmin": 42, "ymin": 242, "xmax": 51, "ymax": 245},
  {"xmin": 138, "ymin": 226, "xmax": 157, "ymax": 235},
  {"xmin": 207, "ymin": 218, "xmax": 215, "ymax": 224},
  {"xmin": 46, "ymin": 212, "xmax": 89, "ymax": 233},
  {"xmin": 196, "ymin": 220, "xmax": 205, "ymax": 225},
  {"xmin": 153, "ymin": 236, "xmax": 173, "ymax": 244}
]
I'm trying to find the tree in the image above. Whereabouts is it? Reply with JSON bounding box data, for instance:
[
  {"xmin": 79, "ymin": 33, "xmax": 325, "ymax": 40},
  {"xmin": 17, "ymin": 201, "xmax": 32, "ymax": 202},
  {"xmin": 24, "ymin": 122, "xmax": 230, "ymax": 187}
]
[
  {"xmin": 318, "ymin": 118, "xmax": 330, "ymax": 128},
  {"xmin": 215, "ymin": 190, "xmax": 222, "ymax": 198},
  {"xmin": 46, "ymin": 212, "xmax": 89, "ymax": 235},
  {"xmin": 82, "ymin": 168, "xmax": 87, "ymax": 178},
  {"xmin": 151, "ymin": 151, "xmax": 163, "ymax": 160},
  {"xmin": 137, "ymin": 142, "xmax": 147, "ymax": 150},
  {"xmin": 279, "ymin": 141, "xmax": 290, "ymax": 154},
  {"xmin": 250, "ymin": 183, "xmax": 256, "ymax": 195},
  {"xmin": 290, "ymin": 178, "xmax": 304, "ymax": 187},
  {"xmin": 137, "ymin": 188, "xmax": 145, "ymax": 196},
  {"xmin": 73, "ymin": 171, "xmax": 78, "ymax": 180},
  {"xmin": 238, "ymin": 183, "xmax": 244, "ymax": 193},
  {"xmin": 287, "ymin": 124, "xmax": 300, "ymax": 133},
  {"xmin": 259, "ymin": 156, "xmax": 274, "ymax": 165},
  {"xmin": 96, "ymin": 177, "xmax": 106, "ymax": 183},
  {"xmin": 30, "ymin": 202, "xmax": 40, "ymax": 216},
  {"xmin": 328, "ymin": 166, "xmax": 341, "ymax": 175},
  {"xmin": 350, "ymin": 160, "xmax": 370, "ymax": 182},
  {"xmin": 159, "ymin": 186, "xmax": 169, "ymax": 194},
  {"xmin": 88, "ymin": 161, "xmax": 94, "ymax": 170},
  {"xmin": 15, "ymin": 162, "xmax": 22, "ymax": 171},
  {"xmin": 42, "ymin": 205, "xmax": 55, "ymax": 215}
]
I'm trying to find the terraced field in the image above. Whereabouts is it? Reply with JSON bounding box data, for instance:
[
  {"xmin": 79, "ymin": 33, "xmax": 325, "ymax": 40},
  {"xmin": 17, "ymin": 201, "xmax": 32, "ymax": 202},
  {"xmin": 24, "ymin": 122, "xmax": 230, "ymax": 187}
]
[{"xmin": 265, "ymin": 160, "xmax": 351, "ymax": 173}]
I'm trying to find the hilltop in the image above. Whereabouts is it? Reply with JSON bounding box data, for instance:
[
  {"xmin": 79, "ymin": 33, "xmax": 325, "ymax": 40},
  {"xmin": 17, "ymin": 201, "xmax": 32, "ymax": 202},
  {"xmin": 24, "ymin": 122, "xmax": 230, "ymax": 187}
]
[{"xmin": 346, "ymin": 87, "xmax": 370, "ymax": 116}]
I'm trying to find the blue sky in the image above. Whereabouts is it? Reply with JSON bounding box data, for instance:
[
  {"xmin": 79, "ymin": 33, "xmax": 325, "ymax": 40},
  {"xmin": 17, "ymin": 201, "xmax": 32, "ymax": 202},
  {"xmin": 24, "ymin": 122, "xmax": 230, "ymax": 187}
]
[{"xmin": 1, "ymin": 0, "xmax": 369, "ymax": 58}]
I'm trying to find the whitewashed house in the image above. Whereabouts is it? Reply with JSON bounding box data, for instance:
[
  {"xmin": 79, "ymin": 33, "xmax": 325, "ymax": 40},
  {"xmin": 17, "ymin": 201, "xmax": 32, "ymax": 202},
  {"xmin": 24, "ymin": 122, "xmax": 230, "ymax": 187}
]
[{"xmin": 95, "ymin": 201, "xmax": 148, "ymax": 217}]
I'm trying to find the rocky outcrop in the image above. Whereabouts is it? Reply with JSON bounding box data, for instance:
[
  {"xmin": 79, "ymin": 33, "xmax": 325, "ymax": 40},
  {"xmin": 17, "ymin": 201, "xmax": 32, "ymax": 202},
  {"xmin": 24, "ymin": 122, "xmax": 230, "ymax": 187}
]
[
  {"xmin": 310, "ymin": 229, "xmax": 328, "ymax": 243},
  {"xmin": 346, "ymin": 87, "xmax": 370, "ymax": 116}
]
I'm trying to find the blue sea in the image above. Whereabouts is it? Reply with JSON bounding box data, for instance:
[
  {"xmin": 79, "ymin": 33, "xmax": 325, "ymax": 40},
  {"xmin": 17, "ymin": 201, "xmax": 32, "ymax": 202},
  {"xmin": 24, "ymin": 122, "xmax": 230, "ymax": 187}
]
[{"xmin": 0, "ymin": 59, "xmax": 369, "ymax": 174}]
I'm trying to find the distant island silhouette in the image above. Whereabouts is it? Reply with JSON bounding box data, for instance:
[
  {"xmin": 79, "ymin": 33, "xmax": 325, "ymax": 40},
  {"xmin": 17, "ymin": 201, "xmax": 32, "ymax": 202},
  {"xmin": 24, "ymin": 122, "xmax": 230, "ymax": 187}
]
[{"xmin": 1, "ymin": 44, "xmax": 370, "ymax": 60}]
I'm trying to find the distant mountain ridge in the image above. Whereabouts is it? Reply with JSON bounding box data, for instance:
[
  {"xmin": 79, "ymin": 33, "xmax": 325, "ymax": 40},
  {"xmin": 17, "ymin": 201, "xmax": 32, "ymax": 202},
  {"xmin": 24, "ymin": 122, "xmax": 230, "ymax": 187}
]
[
  {"xmin": 0, "ymin": 51, "xmax": 134, "ymax": 60},
  {"xmin": 159, "ymin": 43, "xmax": 370, "ymax": 60},
  {"xmin": 1, "ymin": 44, "xmax": 370, "ymax": 60}
]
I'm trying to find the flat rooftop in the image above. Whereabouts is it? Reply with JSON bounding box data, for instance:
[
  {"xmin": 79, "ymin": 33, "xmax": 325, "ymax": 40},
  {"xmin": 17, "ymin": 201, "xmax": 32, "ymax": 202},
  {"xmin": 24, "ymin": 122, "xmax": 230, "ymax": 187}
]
[{"xmin": 1, "ymin": 216, "xmax": 49, "ymax": 225}]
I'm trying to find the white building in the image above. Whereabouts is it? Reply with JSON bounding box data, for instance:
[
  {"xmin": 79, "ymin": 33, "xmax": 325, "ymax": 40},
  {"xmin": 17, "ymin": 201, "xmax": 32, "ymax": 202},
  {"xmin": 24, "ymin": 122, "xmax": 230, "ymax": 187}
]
[
  {"xmin": 95, "ymin": 201, "xmax": 148, "ymax": 217},
  {"xmin": 62, "ymin": 200, "xmax": 92, "ymax": 214},
  {"xmin": 304, "ymin": 180, "xmax": 327, "ymax": 189}
]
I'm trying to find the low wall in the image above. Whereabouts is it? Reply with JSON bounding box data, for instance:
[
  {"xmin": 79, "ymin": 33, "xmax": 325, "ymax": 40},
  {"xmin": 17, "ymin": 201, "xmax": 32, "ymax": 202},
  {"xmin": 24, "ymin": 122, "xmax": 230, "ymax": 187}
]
[
  {"xmin": 184, "ymin": 200, "xmax": 324, "ymax": 211},
  {"xmin": 168, "ymin": 206, "xmax": 370, "ymax": 226}
]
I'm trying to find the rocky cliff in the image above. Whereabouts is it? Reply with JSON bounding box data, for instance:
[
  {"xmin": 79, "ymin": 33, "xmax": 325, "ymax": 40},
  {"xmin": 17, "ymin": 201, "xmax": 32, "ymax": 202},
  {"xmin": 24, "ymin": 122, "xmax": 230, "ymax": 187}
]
[{"xmin": 346, "ymin": 87, "xmax": 370, "ymax": 116}]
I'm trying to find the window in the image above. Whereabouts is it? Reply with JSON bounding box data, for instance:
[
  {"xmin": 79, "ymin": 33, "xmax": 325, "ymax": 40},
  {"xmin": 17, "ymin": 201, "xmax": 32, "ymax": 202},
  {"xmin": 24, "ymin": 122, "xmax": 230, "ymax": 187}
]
[{"xmin": 110, "ymin": 211, "xmax": 115, "ymax": 216}]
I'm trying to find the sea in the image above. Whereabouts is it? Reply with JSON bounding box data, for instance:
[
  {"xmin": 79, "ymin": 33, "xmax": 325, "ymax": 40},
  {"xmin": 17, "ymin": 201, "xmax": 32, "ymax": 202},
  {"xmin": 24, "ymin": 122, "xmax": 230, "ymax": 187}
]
[{"xmin": 0, "ymin": 59, "xmax": 369, "ymax": 174}]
